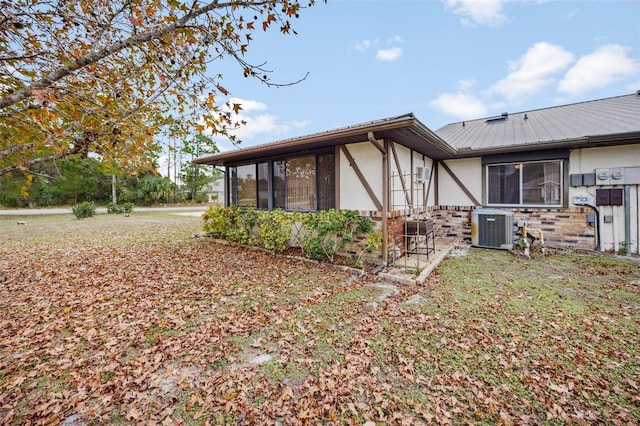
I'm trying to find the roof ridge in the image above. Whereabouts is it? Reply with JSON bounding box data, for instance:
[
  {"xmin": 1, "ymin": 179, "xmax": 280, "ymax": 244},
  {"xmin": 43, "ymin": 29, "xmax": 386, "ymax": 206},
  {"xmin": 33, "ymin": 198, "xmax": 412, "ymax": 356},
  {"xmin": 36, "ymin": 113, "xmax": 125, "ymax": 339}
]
[{"xmin": 441, "ymin": 92, "xmax": 639, "ymax": 127}]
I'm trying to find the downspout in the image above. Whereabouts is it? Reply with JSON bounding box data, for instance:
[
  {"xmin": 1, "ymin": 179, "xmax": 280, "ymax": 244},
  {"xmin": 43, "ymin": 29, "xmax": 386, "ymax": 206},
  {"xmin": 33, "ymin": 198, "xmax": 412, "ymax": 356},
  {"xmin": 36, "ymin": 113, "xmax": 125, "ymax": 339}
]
[
  {"xmin": 624, "ymin": 185, "xmax": 631, "ymax": 254},
  {"xmin": 368, "ymin": 132, "xmax": 388, "ymax": 265}
]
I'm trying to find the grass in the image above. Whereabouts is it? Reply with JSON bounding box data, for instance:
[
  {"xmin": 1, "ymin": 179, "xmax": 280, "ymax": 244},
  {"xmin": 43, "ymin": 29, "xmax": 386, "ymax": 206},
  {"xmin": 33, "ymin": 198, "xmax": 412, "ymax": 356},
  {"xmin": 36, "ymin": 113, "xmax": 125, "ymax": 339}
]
[{"xmin": 0, "ymin": 212, "xmax": 638, "ymax": 424}]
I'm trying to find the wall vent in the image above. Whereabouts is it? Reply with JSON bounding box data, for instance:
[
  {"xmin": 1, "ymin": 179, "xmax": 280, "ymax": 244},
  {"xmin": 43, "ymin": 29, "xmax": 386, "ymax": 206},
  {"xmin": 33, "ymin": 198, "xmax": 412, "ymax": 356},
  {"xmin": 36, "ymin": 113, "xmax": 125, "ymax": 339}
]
[{"xmin": 471, "ymin": 208, "xmax": 514, "ymax": 250}]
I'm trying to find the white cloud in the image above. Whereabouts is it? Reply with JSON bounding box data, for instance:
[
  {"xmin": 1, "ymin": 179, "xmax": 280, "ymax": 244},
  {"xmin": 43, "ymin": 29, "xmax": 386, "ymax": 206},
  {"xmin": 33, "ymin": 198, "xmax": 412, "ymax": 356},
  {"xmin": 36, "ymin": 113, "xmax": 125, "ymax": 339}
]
[
  {"xmin": 376, "ymin": 47, "xmax": 403, "ymax": 61},
  {"xmin": 215, "ymin": 97, "xmax": 311, "ymax": 144},
  {"xmin": 356, "ymin": 36, "xmax": 403, "ymax": 61},
  {"xmin": 227, "ymin": 97, "xmax": 267, "ymax": 113},
  {"xmin": 354, "ymin": 39, "xmax": 371, "ymax": 52},
  {"xmin": 290, "ymin": 119, "xmax": 312, "ymax": 129},
  {"xmin": 430, "ymin": 80, "xmax": 488, "ymax": 120},
  {"xmin": 229, "ymin": 113, "xmax": 289, "ymax": 140},
  {"xmin": 558, "ymin": 45, "xmax": 640, "ymax": 95},
  {"xmin": 625, "ymin": 80, "xmax": 640, "ymax": 93},
  {"xmin": 490, "ymin": 42, "xmax": 574, "ymax": 101},
  {"xmin": 443, "ymin": 0, "xmax": 508, "ymax": 27}
]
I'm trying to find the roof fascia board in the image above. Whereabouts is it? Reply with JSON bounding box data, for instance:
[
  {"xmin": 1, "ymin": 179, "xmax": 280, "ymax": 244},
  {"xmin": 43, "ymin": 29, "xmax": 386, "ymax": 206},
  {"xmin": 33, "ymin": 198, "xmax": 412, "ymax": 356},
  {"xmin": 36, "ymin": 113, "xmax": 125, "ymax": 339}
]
[
  {"xmin": 193, "ymin": 115, "xmax": 457, "ymax": 166},
  {"xmin": 193, "ymin": 115, "xmax": 418, "ymax": 165},
  {"xmin": 411, "ymin": 120, "xmax": 458, "ymax": 158}
]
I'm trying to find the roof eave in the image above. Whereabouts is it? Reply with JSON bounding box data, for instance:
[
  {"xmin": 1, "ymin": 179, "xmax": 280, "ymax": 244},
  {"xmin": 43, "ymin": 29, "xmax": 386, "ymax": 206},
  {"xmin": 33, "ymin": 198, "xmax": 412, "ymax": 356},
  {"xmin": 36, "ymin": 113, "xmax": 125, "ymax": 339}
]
[
  {"xmin": 193, "ymin": 114, "xmax": 457, "ymax": 166},
  {"xmin": 452, "ymin": 132, "xmax": 640, "ymax": 158}
]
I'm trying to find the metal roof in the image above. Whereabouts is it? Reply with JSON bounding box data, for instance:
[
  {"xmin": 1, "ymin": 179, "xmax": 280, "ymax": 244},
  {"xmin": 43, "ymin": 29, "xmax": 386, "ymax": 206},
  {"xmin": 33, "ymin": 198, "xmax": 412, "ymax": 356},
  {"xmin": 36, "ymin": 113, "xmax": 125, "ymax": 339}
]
[
  {"xmin": 194, "ymin": 92, "xmax": 640, "ymax": 166},
  {"xmin": 435, "ymin": 92, "xmax": 640, "ymax": 157},
  {"xmin": 193, "ymin": 113, "xmax": 457, "ymax": 166}
]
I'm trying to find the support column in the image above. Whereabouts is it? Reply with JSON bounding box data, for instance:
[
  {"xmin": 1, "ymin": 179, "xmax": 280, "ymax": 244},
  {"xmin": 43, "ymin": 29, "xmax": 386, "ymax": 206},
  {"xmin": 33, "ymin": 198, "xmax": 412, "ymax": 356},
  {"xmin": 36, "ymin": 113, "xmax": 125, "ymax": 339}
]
[
  {"xmin": 382, "ymin": 139, "xmax": 390, "ymax": 265},
  {"xmin": 368, "ymin": 132, "xmax": 389, "ymax": 264}
]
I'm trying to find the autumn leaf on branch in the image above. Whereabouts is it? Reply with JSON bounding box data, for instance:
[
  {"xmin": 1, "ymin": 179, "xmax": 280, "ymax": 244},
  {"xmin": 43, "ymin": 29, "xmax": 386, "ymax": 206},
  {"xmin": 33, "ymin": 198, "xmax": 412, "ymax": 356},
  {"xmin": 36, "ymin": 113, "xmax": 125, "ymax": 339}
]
[{"xmin": 0, "ymin": 0, "xmax": 323, "ymax": 179}]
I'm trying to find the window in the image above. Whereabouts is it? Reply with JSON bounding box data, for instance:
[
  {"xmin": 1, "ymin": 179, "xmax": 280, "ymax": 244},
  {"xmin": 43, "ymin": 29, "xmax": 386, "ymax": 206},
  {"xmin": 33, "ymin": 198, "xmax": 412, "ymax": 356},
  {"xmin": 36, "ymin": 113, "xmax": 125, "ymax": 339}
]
[
  {"xmin": 229, "ymin": 152, "xmax": 335, "ymax": 211},
  {"xmin": 257, "ymin": 162, "xmax": 269, "ymax": 209},
  {"xmin": 273, "ymin": 161, "xmax": 286, "ymax": 209},
  {"xmin": 235, "ymin": 164, "xmax": 257, "ymax": 207},
  {"xmin": 317, "ymin": 153, "xmax": 336, "ymax": 210},
  {"xmin": 486, "ymin": 160, "xmax": 563, "ymax": 206},
  {"xmin": 286, "ymin": 156, "xmax": 316, "ymax": 211}
]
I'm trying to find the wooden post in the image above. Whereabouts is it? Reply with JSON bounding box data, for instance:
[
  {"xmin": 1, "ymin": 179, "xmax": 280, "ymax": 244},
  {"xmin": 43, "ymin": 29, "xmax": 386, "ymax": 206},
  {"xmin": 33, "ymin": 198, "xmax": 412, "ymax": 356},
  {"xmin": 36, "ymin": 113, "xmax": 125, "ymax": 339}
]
[{"xmin": 382, "ymin": 139, "xmax": 389, "ymax": 265}]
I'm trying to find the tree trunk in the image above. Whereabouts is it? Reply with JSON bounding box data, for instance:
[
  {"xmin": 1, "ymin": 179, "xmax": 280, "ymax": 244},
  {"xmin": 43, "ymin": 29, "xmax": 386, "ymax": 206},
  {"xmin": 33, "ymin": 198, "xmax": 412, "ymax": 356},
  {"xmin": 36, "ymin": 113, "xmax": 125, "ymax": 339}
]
[{"xmin": 111, "ymin": 174, "xmax": 117, "ymax": 204}]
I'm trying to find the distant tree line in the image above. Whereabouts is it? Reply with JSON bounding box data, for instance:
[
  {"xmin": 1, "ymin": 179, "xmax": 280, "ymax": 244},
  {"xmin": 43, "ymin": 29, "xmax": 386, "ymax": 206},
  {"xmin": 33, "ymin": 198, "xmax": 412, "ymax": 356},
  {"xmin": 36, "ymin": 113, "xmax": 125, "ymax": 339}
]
[{"xmin": 0, "ymin": 155, "xmax": 220, "ymax": 208}]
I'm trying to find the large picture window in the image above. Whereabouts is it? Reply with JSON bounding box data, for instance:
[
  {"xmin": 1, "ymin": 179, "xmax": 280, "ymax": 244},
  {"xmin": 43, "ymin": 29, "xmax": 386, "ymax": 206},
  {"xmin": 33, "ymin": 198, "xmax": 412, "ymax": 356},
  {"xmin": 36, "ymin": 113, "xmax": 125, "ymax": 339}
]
[
  {"xmin": 486, "ymin": 160, "xmax": 563, "ymax": 207},
  {"xmin": 229, "ymin": 152, "xmax": 335, "ymax": 211}
]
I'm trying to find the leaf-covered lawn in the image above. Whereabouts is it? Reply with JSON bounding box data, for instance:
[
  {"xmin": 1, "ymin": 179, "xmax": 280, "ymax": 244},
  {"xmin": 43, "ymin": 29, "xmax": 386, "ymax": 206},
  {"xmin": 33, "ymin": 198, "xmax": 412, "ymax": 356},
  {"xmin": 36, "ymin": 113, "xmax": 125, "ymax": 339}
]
[{"xmin": 1, "ymin": 213, "xmax": 639, "ymax": 425}]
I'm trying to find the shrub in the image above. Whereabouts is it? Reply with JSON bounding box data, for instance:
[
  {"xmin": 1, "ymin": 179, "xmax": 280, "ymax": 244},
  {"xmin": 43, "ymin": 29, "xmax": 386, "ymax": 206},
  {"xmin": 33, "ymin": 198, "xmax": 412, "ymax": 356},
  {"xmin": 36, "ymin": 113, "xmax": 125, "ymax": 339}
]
[
  {"xmin": 300, "ymin": 209, "xmax": 376, "ymax": 262},
  {"xmin": 107, "ymin": 202, "xmax": 134, "ymax": 214},
  {"xmin": 202, "ymin": 206, "xmax": 377, "ymax": 264},
  {"xmin": 202, "ymin": 205, "xmax": 232, "ymax": 237},
  {"xmin": 257, "ymin": 209, "xmax": 298, "ymax": 252},
  {"xmin": 72, "ymin": 201, "xmax": 96, "ymax": 219},
  {"xmin": 194, "ymin": 192, "xmax": 209, "ymax": 203}
]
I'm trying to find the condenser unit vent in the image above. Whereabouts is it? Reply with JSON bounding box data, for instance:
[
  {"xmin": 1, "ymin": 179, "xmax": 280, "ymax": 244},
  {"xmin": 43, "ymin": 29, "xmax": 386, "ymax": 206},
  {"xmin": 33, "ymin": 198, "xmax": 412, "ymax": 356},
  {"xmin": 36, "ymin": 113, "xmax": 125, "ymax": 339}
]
[{"xmin": 471, "ymin": 208, "xmax": 514, "ymax": 250}]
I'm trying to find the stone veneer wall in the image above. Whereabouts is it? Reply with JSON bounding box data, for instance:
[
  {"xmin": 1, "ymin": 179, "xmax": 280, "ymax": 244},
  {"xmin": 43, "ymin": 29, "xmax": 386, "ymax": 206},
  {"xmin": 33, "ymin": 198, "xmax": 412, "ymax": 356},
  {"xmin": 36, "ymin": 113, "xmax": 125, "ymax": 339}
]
[
  {"xmin": 427, "ymin": 206, "xmax": 595, "ymax": 250},
  {"xmin": 510, "ymin": 207, "xmax": 595, "ymax": 249},
  {"xmin": 430, "ymin": 206, "xmax": 473, "ymax": 242},
  {"xmin": 365, "ymin": 205, "xmax": 596, "ymax": 255}
]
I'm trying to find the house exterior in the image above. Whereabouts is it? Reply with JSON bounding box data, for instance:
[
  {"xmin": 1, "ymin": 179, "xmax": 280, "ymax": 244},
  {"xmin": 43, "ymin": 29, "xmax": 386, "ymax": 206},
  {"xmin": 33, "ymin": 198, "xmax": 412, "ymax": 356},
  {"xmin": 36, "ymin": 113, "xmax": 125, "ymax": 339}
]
[
  {"xmin": 194, "ymin": 92, "xmax": 640, "ymax": 260},
  {"xmin": 201, "ymin": 177, "xmax": 225, "ymax": 203}
]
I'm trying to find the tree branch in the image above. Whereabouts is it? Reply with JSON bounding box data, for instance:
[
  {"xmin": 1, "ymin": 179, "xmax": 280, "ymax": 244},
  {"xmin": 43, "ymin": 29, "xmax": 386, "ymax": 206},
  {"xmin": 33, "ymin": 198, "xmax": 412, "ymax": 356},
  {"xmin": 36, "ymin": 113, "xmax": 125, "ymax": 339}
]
[
  {"xmin": 0, "ymin": 144, "xmax": 82, "ymax": 177},
  {"xmin": 0, "ymin": 103, "xmax": 42, "ymax": 118},
  {"xmin": 0, "ymin": 52, "xmax": 44, "ymax": 62},
  {"xmin": 0, "ymin": 0, "xmax": 276, "ymax": 110},
  {"xmin": 0, "ymin": 142, "xmax": 35, "ymax": 158}
]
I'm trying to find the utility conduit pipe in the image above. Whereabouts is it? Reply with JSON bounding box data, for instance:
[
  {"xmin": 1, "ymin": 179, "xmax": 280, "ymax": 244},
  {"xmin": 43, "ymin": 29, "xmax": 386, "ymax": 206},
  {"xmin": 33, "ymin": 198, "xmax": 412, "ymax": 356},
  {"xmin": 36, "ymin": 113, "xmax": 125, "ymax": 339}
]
[
  {"xmin": 520, "ymin": 224, "xmax": 545, "ymax": 258},
  {"xmin": 613, "ymin": 206, "xmax": 619, "ymax": 253},
  {"xmin": 624, "ymin": 185, "xmax": 631, "ymax": 255}
]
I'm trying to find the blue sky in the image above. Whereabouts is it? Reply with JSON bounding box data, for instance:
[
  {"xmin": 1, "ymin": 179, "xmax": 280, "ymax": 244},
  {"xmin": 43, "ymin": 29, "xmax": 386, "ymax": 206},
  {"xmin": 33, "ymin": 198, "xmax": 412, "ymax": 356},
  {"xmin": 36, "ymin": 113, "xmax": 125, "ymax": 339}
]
[{"xmin": 208, "ymin": 0, "xmax": 640, "ymax": 152}]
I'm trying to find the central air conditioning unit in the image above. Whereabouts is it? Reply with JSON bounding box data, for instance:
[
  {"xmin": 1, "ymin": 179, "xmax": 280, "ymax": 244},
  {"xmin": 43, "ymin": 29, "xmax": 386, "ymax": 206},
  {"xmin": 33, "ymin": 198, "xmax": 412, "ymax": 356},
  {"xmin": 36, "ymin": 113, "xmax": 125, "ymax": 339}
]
[{"xmin": 471, "ymin": 208, "xmax": 514, "ymax": 250}]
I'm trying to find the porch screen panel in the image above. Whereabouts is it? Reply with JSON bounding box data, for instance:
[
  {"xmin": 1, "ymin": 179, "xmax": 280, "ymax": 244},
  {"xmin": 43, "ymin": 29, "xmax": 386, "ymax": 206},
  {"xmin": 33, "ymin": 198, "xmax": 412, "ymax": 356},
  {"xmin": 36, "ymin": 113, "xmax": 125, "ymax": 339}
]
[
  {"xmin": 236, "ymin": 164, "xmax": 257, "ymax": 207},
  {"xmin": 257, "ymin": 162, "xmax": 269, "ymax": 209},
  {"xmin": 286, "ymin": 156, "xmax": 316, "ymax": 211},
  {"xmin": 273, "ymin": 161, "xmax": 286, "ymax": 209},
  {"xmin": 488, "ymin": 164, "xmax": 520, "ymax": 204},
  {"xmin": 317, "ymin": 153, "xmax": 335, "ymax": 210}
]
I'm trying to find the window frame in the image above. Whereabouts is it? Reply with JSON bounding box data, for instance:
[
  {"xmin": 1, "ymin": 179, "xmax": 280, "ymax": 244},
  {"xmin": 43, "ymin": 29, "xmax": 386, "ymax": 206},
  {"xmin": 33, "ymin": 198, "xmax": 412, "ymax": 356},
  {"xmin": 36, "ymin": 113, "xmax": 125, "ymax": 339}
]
[
  {"xmin": 227, "ymin": 150, "xmax": 335, "ymax": 212},
  {"xmin": 484, "ymin": 159, "xmax": 565, "ymax": 208}
]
